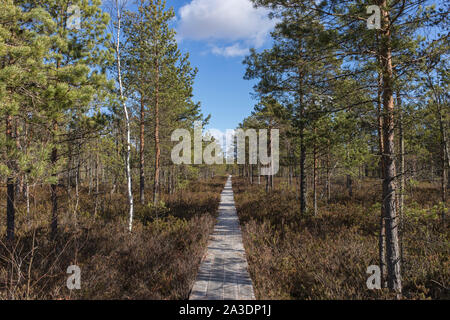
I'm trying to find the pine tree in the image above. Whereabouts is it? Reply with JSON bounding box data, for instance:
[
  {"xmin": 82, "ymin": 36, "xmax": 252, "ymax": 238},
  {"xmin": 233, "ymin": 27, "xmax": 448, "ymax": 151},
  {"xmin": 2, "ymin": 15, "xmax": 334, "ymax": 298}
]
[
  {"xmin": 245, "ymin": 0, "xmax": 340, "ymax": 214},
  {"xmin": 251, "ymin": 0, "xmax": 447, "ymax": 295},
  {"xmin": 0, "ymin": 0, "xmax": 55, "ymax": 240},
  {"xmin": 34, "ymin": 0, "xmax": 112, "ymax": 238}
]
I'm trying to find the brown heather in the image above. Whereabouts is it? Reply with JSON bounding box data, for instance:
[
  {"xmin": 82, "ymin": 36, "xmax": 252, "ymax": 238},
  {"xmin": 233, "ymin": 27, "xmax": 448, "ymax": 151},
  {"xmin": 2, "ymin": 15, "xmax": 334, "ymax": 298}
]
[
  {"xmin": 233, "ymin": 177, "xmax": 449, "ymax": 300},
  {"xmin": 0, "ymin": 177, "xmax": 226, "ymax": 300}
]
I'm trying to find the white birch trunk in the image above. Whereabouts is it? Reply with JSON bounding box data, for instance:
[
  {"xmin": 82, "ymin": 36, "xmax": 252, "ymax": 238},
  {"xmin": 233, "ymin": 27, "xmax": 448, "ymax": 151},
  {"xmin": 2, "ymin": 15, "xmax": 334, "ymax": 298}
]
[{"xmin": 114, "ymin": 0, "xmax": 134, "ymax": 232}]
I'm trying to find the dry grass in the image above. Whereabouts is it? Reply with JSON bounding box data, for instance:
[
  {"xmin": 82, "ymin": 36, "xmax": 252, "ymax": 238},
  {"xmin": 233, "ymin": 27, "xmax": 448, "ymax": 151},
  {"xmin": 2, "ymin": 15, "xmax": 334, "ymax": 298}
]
[
  {"xmin": 0, "ymin": 176, "xmax": 226, "ymax": 300},
  {"xmin": 233, "ymin": 177, "xmax": 449, "ymax": 300}
]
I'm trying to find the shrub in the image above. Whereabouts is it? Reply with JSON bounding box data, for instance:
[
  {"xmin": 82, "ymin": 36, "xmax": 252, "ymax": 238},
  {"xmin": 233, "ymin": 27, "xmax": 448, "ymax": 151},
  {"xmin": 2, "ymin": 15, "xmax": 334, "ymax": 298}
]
[
  {"xmin": 0, "ymin": 176, "xmax": 226, "ymax": 300},
  {"xmin": 233, "ymin": 177, "xmax": 449, "ymax": 300}
]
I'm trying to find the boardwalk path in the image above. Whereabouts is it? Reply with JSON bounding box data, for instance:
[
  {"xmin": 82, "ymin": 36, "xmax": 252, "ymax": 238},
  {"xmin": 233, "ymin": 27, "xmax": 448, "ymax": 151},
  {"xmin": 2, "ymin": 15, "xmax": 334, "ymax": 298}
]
[{"xmin": 189, "ymin": 176, "xmax": 255, "ymax": 300}]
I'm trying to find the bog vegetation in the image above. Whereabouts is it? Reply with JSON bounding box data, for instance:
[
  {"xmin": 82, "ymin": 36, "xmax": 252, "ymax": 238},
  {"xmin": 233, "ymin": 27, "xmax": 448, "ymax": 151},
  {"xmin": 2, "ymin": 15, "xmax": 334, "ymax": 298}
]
[
  {"xmin": 0, "ymin": 0, "xmax": 225, "ymax": 299},
  {"xmin": 234, "ymin": 0, "xmax": 448, "ymax": 298},
  {"xmin": 233, "ymin": 177, "xmax": 448, "ymax": 299},
  {"xmin": 1, "ymin": 0, "xmax": 449, "ymax": 300}
]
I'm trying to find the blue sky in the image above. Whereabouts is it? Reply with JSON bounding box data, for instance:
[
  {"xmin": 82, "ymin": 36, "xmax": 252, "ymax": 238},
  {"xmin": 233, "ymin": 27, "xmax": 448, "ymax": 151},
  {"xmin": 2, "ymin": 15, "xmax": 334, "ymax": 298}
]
[{"xmin": 158, "ymin": 0, "xmax": 276, "ymax": 132}]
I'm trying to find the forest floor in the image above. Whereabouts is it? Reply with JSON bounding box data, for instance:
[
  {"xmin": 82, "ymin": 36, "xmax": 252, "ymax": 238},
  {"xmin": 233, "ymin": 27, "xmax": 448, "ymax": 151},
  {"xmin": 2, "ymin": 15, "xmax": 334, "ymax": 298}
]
[
  {"xmin": 0, "ymin": 175, "xmax": 448, "ymax": 300},
  {"xmin": 0, "ymin": 176, "xmax": 226, "ymax": 300},
  {"xmin": 233, "ymin": 177, "xmax": 449, "ymax": 300}
]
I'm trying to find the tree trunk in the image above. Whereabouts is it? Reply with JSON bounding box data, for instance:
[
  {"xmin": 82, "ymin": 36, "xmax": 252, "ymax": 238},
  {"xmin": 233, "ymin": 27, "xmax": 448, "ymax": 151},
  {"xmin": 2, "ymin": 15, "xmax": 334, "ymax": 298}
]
[
  {"xmin": 115, "ymin": 1, "xmax": 134, "ymax": 232},
  {"xmin": 326, "ymin": 146, "xmax": 331, "ymax": 203},
  {"xmin": 288, "ymin": 165, "xmax": 293, "ymax": 187},
  {"xmin": 14, "ymin": 122, "xmax": 23, "ymax": 199},
  {"xmin": 270, "ymin": 173, "xmax": 274, "ymax": 191},
  {"xmin": 379, "ymin": 1, "xmax": 402, "ymax": 295},
  {"xmin": 94, "ymin": 147, "xmax": 99, "ymax": 217},
  {"xmin": 258, "ymin": 162, "xmax": 261, "ymax": 185},
  {"xmin": 398, "ymin": 94, "xmax": 405, "ymax": 267},
  {"xmin": 25, "ymin": 175, "xmax": 30, "ymax": 226},
  {"xmin": 436, "ymin": 97, "xmax": 448, "ymax": 221},
  {"xmin": 139, "ymin": 95, "xmax": 145, "ymax": 205},
  {"xmin": 23, "ymin": 122, "xmax": 30, "ymax": 226},
  {"xmin": 346, "ymin": 174, "xmax": 353, "ymax": 198},
  {"xmin": 299, "ymin": 83, "xmax": 307, "ymax": 215},
  {"xmin": 50, "ymin": 121, "xmax": 58, "ymax": 239},
  {"xmin": 377, "ymin": 33, "xmax": 387, "ymax": 288},
  {"xmin": 313, "ymin": 141, "xmax": 318, "ymax": 216},
  {"xmin": 6, "ymin": 114, "xmax": 15, "ymax": 241},
  {"xmin": 168, "ymin": 167, "xmax": 172, "ymax": 195},
  {"xmin": 270, "ymin": 133, "xmax": 274, "ymax": 190},
  {"xmin": 75, "ymin": 158, "xmax": 80, "ymax": 221},
  {"xmin": 153, "ymin": 58, "xmax": 161, "ymax": 205}
]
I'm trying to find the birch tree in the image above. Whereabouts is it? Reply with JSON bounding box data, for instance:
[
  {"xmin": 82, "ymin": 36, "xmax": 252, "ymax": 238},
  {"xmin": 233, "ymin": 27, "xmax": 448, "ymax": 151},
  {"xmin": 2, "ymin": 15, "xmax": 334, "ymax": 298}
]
[{"xmin": 109, "ymin": 0, "xmax": 134, "ymax": 231}]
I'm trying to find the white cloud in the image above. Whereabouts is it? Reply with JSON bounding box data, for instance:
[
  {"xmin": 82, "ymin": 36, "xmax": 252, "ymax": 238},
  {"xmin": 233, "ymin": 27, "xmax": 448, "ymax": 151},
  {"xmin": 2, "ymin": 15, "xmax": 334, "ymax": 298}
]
[
  {"xmin": 177, "ymin": 0, "xmax": 276, "ymax": 57},
  {"xmin": 211, "ymin": 43, "xmax": 249, "ymax": 57}
]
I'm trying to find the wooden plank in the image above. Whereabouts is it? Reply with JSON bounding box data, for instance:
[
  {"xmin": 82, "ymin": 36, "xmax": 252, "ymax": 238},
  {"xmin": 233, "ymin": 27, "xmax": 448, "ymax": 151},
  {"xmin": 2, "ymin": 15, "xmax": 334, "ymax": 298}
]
[{"xmin": 190, "ymin": 176, "xmax": 255, "ymax": 300}]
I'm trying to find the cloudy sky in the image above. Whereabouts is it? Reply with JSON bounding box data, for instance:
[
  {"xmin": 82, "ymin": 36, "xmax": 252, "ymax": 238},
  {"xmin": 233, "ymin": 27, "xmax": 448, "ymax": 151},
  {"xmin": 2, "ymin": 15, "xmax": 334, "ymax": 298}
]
[
  {"xmin": 176, "ymin": 0, "xmax": 275, "ymax": 57},
  {"xmin": 162, "ymin": 0, "xmax": 276, "ymax": 133}
]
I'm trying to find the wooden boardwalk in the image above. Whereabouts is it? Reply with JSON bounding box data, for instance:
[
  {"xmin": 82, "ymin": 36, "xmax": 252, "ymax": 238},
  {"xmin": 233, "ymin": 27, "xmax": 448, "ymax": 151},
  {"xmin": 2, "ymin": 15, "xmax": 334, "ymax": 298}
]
[{"xmin": 189, "ymin": 176, "xmax": 255, "ymax": 300}]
